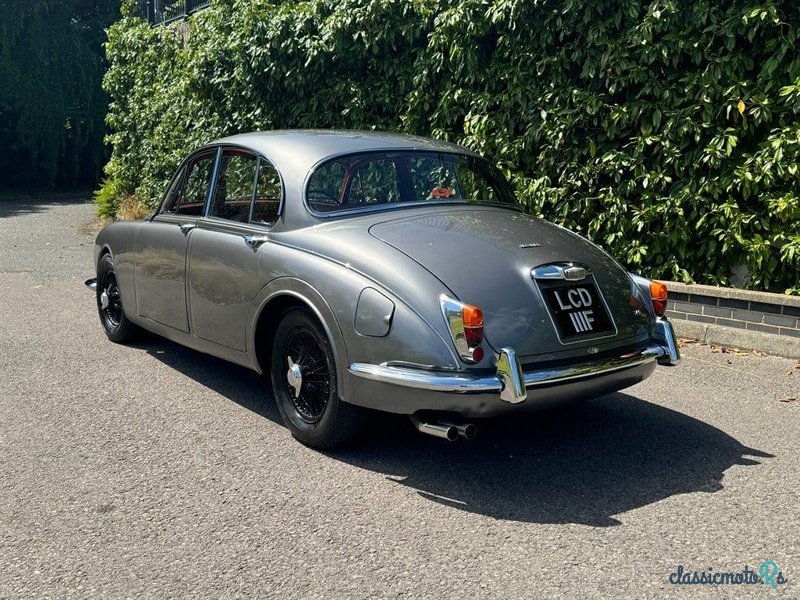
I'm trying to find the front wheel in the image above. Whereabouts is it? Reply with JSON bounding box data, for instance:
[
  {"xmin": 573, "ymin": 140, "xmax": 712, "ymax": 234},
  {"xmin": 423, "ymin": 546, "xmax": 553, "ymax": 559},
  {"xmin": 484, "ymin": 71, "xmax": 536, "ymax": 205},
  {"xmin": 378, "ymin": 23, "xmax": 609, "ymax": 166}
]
[
  {"xmin": 270, "ymin": 308, "xmax": 366, "ymax": 449},
  {"xmin": 96, "ymin": 254, "xmax": 139, "ymax": 343}
]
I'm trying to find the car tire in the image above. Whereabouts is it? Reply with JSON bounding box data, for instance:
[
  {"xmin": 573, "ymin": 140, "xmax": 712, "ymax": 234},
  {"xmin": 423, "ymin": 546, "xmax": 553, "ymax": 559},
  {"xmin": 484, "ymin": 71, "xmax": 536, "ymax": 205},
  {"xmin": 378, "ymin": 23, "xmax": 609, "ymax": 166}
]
[
  {"xmin": 96, "ymin": 254, "xmax": 139, "ymax": 343},
  {"xmin": 271, "ymin": 308, "xmax": 366, "ymax": 449}
]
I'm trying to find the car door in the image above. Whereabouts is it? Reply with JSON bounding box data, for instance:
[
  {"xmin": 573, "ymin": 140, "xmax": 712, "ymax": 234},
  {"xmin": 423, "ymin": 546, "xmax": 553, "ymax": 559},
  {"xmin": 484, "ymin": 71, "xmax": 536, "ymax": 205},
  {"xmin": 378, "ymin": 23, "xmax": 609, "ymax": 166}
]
[
  {"xmin": 187, "ymin": 148, "xmax": 282, "ymax": 351},
  {"xmin": 135, "ymin": 149, "xmax": 218, "ymax": 332}
]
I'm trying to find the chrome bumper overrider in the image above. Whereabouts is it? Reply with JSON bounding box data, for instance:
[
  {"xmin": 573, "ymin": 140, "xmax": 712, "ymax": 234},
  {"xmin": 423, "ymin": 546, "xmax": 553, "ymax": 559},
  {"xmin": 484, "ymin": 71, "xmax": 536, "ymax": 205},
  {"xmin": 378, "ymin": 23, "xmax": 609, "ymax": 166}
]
[{"xmin": 348, "ymin": 317, "xmax": 680, "ymax": 405}]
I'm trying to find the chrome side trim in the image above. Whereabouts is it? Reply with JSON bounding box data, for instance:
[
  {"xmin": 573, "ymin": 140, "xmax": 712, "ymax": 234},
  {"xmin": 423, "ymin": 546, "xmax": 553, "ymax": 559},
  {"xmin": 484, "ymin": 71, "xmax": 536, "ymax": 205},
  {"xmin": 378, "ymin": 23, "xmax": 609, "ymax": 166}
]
[
  {"xmin": 348, "ymin": 343, "xmax": 667, "ymax": 396},
  {"xmin": 653, "ymin": 317, "xmax": 681, "ymax": 365},
  {"xmin": 497, "ymin": 347, "xmax": 526, "ymax": 404}
]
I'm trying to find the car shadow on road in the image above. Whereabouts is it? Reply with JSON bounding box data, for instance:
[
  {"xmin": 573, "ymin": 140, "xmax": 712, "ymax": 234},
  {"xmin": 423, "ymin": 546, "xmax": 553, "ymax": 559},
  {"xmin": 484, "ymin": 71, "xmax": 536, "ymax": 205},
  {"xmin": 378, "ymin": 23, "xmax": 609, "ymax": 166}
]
[{"xmin": 144, "ymin": 338, "xmax": 773, "ymax": 527}]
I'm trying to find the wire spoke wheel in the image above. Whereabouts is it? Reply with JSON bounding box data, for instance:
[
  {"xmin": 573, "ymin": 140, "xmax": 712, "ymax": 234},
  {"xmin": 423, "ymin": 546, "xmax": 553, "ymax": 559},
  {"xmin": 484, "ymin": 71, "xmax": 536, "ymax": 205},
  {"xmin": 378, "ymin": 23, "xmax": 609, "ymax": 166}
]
[
  {"xmin": 95, "ymin": 254, "xmax": 139, "ymax": 344},
  {"xmin": 271, "ymin": 308, "xmax": 366, "ymax": 448},
  {"xmin": 282, "ymin": 327, "xmax": 331, "ymax": 423},
  {"xmin": 99, "ymin": 271, "xmax": 124, "ymax": 332}
]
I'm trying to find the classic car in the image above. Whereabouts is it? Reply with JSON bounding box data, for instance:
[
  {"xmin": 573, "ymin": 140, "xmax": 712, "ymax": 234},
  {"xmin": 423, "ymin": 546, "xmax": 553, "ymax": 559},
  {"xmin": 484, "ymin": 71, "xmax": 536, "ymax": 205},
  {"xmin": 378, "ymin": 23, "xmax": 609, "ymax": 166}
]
[{"xmin": 87, "ymin": 130, "xmax": 680, "ymax": 448}]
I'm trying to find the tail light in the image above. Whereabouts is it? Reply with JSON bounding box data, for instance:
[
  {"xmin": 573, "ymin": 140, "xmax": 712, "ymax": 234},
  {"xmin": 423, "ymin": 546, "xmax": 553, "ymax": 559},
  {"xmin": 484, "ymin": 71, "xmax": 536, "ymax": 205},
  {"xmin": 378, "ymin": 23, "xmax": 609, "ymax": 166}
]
[
  {"xmin": 650, "ymin": 280, "xmax": 668, "ymax": 316},
  {"xmin": 629, "ymin": 273, "xmax": 669, "ymax": 318},
  {"xmin": 440, "ymin": 295, "xmax": 485, "ymax": 363}
]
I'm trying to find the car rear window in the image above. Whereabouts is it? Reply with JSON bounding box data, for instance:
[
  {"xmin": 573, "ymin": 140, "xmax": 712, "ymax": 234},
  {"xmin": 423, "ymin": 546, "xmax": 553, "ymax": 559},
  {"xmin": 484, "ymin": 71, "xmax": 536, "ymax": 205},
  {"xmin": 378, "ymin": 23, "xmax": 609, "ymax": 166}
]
[{"xmin": 306, "ymin": 151, "xmax": 516, "ymax": 214}]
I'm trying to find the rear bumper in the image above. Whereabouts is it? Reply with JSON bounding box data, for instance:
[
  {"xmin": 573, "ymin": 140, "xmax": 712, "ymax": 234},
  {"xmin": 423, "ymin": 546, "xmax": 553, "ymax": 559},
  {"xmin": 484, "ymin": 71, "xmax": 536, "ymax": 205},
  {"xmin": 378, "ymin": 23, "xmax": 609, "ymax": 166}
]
[{"xmin": 346, "ymin": 317, "xmax": 679, "ymax": 416}]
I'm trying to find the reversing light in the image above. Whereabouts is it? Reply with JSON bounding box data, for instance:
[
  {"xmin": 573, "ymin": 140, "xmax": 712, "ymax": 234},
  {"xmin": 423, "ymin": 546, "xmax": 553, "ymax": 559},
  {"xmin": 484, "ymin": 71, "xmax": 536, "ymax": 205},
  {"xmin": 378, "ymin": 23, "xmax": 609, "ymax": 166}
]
[
  {"xmin": 440, "ymin": 295, "xmax": 486, "ymax": 364},
  {"xmin": 650, "ymin": 280, "xmax": 668, "ymax": 316}
]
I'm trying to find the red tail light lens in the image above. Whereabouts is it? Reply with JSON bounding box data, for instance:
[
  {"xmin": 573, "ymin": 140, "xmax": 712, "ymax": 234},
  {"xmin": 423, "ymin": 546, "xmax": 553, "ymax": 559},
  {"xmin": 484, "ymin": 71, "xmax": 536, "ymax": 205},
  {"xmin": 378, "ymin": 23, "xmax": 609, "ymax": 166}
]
[
  {"xmin": 470, "ymin": 345, "xmax": 485, "ymax": 363},
  {"xmin": 650, "ymin": 280, "xmax": 668, "ymax": 316}
]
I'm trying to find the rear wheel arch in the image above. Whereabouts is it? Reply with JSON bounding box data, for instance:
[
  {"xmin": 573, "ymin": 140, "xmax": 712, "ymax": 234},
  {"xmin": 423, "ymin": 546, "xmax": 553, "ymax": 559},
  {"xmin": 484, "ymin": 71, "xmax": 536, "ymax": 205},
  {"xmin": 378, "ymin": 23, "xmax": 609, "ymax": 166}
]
[
  {"xmin": 249, "ymin": 281, "xmax": 349, "ymax": 394},
  {"xmin": 253, "ymin": 295, "xmax": 308, "ymax": 377}
]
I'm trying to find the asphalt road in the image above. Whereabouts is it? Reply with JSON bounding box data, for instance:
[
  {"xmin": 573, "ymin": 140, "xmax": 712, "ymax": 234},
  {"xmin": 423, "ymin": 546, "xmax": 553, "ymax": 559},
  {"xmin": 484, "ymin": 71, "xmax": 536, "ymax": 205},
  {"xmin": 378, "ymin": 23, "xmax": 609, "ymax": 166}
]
[{"xmin": 1, "ymin": 194, "xmax": 798, "ymax": 599}]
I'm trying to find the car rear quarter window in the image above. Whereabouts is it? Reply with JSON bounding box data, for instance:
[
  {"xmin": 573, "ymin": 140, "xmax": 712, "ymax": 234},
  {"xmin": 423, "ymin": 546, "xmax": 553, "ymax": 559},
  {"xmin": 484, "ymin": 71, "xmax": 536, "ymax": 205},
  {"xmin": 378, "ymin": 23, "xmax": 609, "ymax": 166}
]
[
  {"xmin": 251, "ymin": 159, "xmax": 281, "ymax": 225},
  {"xmin": 307, "ymin": 161, "xmax": 346, "ymax": 211}
]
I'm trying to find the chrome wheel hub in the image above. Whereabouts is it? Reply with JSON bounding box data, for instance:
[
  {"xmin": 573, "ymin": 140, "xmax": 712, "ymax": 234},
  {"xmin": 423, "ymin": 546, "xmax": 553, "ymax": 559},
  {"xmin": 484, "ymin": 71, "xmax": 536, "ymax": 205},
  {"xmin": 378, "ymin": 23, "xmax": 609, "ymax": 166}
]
[
  {"xmin": 100, "ymin": 290, "xmax": 110, "ymax": 310},
  {"xmin": 286, "ymin": 356, "xmax": 303, "ymax": 397}
]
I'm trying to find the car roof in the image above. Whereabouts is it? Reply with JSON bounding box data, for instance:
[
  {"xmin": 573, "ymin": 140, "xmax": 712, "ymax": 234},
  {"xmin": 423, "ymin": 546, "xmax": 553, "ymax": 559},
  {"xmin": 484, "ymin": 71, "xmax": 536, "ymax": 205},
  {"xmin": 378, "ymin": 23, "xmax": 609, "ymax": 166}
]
[{"xmin": 211, "ymin": 129, "xmax": 479, "ymax": 181}]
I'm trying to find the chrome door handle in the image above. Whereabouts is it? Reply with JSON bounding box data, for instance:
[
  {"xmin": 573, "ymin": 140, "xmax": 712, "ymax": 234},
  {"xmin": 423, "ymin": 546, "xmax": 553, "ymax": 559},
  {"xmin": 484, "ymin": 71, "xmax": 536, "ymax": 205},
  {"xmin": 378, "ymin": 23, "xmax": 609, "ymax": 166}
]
[
  {"xmin": 244, "ymin": 235, "xmax": 269, "ymax": 249},
  {"xmin": 179, "ymin": 223, "xmax": 196, "ymax": 235}
]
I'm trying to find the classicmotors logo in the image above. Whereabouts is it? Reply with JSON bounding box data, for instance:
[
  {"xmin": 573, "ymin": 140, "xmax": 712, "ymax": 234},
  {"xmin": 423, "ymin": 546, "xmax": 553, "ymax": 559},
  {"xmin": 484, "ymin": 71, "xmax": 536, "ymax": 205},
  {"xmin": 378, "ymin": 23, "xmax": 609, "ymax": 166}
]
[{"xmin": 668, "ymin": 561, "xmax": 788, "ymax": 589}]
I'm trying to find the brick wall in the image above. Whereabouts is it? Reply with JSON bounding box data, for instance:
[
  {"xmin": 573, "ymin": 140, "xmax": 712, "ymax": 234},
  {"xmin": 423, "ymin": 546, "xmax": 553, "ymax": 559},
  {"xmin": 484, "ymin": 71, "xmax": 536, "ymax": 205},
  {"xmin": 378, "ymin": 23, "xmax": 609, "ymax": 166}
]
[{"xmin": 665, "ymin": 283, "xmax": 800, "ymax": 340}]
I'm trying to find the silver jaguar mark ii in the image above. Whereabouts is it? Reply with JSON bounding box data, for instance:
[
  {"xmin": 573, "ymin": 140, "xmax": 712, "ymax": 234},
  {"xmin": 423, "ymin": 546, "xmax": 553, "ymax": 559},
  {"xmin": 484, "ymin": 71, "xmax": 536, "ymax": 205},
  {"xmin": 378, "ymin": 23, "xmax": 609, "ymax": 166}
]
[{"xmin": 87, "ymin": 130, "xmax": 680, "ymax": 448}]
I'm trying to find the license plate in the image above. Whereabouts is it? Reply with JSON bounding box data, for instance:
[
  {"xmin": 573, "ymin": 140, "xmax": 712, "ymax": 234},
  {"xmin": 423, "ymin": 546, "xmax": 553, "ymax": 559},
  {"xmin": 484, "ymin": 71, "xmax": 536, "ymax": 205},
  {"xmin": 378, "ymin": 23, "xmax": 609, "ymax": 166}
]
[{"xmin": 540, "ymin": 280, "xmax": 614, "ymax": 340}]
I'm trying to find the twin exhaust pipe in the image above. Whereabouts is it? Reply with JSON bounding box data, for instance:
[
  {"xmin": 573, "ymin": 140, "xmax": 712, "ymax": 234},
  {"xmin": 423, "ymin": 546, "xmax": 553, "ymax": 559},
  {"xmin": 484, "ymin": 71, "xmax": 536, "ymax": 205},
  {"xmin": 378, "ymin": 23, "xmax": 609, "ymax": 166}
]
[{"xmin": 410, "ymin": 416, "xmax": 477, "ymax": 441}]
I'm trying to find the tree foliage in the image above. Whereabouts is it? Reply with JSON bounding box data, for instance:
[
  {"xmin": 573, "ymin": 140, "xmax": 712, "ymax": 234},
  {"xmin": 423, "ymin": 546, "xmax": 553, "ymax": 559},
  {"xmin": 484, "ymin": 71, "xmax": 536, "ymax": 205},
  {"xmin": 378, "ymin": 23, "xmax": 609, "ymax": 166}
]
[
  {"xmin": 103, "ymin": 0, "xmax": 800, "ymax": 292},
  {"xmin": 0, "ymin": 0, "xmax": 118, "ymax": 187}
]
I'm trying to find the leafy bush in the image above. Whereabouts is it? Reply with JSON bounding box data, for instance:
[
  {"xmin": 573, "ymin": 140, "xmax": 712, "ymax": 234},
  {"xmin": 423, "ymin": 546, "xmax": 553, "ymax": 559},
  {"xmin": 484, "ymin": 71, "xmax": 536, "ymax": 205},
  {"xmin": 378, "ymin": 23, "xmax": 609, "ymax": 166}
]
[
  {"xmin": 103, "ymin": 0, "xmax": 800, "ymax": 292},
  {"xmin": 94, "ymin": 178, "xmax": 120, "ymax": 218}
]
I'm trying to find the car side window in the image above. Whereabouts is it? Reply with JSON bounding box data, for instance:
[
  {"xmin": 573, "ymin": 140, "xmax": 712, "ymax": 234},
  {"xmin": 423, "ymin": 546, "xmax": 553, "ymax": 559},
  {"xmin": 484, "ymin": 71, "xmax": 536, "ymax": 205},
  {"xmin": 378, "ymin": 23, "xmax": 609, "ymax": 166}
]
[
  {"xmin": 161, "ymin": 153, "xmax": 215, "ymax": 216},
  {"xmin": 251, "ymin": 158, "xmax": 281, "ymax": 225},
  {"xmin": 161, "ymin": 168, "xmax": 186, "ymax": 214},
  {"xmin": 209, "ymin": 150, "xmax": 258, "ymax": 223}
]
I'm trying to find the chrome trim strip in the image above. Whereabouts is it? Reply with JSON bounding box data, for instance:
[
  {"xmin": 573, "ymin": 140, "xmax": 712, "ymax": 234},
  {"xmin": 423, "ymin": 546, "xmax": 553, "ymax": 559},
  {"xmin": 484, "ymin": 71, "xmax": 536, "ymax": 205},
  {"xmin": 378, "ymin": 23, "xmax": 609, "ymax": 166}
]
[
  {"xmin": 440, "ymin": 294, "xmax": 474, "ymax": 360},
  {"xmin": 349, "ymin": 344, "xmax": 666, "ymax": 396}
]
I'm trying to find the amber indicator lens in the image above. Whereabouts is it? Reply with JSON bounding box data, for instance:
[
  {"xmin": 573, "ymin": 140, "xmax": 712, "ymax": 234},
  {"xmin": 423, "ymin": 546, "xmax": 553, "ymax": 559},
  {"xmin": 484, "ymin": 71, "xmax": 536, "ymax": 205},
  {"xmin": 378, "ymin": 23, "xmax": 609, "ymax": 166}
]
[
  {"xmin": 461, "ymin": 304, "xmax": 483, "ymax": 327},
  {"xmin": 649, "ymin": 280, "xmax": 668, "ymax": 316}
]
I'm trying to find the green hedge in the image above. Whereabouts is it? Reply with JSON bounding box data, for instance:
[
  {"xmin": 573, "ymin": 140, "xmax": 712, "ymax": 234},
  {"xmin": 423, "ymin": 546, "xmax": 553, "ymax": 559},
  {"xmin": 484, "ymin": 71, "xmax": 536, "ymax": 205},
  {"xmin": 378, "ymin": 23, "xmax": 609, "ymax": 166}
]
[
  {"xmin": 0, "ymin": 0, "xmax": 118, "ymax": 187},
  {"xmin": 103, "ymin": 0, "xmax": 800, "ymax": 293}
]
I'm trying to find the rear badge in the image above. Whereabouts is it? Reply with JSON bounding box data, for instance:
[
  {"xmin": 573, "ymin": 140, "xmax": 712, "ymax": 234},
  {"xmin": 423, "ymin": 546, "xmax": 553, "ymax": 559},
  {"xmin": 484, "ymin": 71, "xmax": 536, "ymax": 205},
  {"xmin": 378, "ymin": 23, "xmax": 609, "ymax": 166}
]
[{"xmin": 588, "ymin": 346, "xmax": 600, "ymax": 354}]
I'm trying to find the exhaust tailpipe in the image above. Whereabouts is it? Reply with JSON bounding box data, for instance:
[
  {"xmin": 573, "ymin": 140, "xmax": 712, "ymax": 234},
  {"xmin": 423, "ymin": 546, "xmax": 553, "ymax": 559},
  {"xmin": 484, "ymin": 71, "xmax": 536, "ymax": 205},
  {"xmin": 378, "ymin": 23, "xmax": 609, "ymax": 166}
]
[
  {"xmin": 410, "ymin": 416, "xmax": 458, "ymax": 441},
  {"xmin": 447, "ymin": 422, "xmax": 477, "ymax": 440},
  {"xmin": 409, "ymin": 416, "xmax": 476, "ymax": 441}
]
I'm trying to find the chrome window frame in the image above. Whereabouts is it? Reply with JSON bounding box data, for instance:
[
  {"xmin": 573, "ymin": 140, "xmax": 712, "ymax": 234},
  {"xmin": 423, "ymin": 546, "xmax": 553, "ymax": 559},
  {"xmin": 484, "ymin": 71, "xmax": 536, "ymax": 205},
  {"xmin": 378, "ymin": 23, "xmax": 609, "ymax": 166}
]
[
  {"xmin": 153, "ymin": 147, "xmax": 219, "ymax": 219},
  {"xmin": 202, "ymin": 144, "xmax": 285, "ymax": 230}
]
